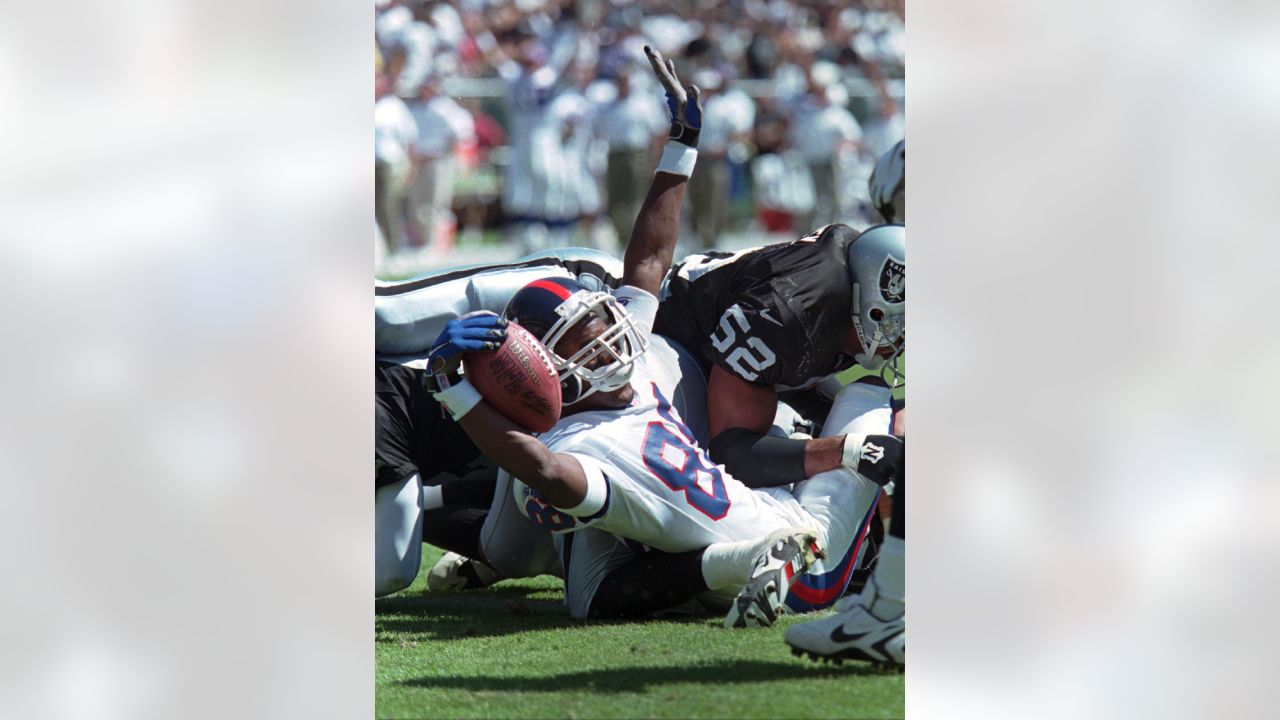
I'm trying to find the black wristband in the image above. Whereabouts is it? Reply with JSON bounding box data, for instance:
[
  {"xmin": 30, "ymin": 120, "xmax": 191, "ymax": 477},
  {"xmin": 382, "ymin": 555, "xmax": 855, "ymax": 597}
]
[{"xmin": 422, "ymin": 369, "xmax": 462, "ymax": 393}]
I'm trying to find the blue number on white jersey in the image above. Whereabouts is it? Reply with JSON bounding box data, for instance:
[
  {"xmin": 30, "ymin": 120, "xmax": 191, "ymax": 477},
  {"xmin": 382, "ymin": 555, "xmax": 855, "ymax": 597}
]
[{"xmin": 640, "ymin": 384, "xmax": 731, "ymax": 520}]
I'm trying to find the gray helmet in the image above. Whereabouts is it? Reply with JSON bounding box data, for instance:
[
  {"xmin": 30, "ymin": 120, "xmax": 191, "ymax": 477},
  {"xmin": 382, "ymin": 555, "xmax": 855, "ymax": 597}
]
[
  {"xmin": 846, "ymin": 224, "xmax": 905, "ymax": 376},
  {"xmin": 869, "ymin": 140, "xmax": 905, "ymax": 223}
]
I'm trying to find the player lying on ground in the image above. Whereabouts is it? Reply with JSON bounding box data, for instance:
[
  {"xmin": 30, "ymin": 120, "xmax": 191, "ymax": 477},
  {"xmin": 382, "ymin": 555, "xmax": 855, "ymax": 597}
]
[
  {"xmin": 426, "ymin": 47, "xmax": 900, "ymax": 627},
  {"xmin": 377, "ymin": 140, "xmax": 910, "ymax": 601},
  {"xmin": 383, "ymin": 76, "xmax": 906, "ymax": 612},
  {"xmin": 374, "ymin": 248, "xmax": 625, "ymax": 596},
  {"xmin": 545, "ymin": 144, "xmax": 910, "ymax": 629}
]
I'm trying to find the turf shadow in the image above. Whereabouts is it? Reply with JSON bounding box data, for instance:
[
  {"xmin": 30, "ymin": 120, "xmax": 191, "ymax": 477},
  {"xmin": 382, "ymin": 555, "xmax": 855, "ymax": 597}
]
[
  {"xmin": 396, "ymin": 658, "xmax": 895, "ymax": 692},
  {"xmin": 376, "ymin": 604, "xmax": 715, "ymax": 642},
  {"xmin": 377, "ymin": 588, "xmax": 580, "ymax": 641},
  {"xmin": 377, "ymin": 588, "xmax": 724, "ymax": 642}
]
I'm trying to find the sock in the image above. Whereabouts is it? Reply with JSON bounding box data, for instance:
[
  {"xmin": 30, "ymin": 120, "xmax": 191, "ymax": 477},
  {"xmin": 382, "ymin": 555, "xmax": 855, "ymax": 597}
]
[
  {"xmin": 421, "ymin": 484, "xmax": 444, "ymax": 511},
  {"xmin": 701, "ymin": 536, "xmax": 766, "ymax": 590},
  {"xmin": 868, "ymin": 535, "xmax": 904, "ymax": 619}
]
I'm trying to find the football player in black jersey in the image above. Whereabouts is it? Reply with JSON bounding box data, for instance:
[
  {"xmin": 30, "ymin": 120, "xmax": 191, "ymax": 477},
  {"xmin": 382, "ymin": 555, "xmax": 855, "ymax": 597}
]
[
  {"xmin": 783, "ymin": 141, "xmax": 908, "ymax": 664},
  {"xmin": 652, "ymin": 222, "xmax": 905, "ymax": 490}
]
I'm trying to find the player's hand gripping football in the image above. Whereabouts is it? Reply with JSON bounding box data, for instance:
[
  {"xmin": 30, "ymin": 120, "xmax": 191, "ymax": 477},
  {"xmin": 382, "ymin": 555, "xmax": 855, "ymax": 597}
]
[
  {"xmin": 644, "ymin": 45, "xmax": 701, "ymax": 148},
  {"xmin": 841, "ymin": 433, "xmax": 904, "ymax": 487},
  {"xmin": 426, "ymin": 311, "xmax": 508, "ymax": 384}
]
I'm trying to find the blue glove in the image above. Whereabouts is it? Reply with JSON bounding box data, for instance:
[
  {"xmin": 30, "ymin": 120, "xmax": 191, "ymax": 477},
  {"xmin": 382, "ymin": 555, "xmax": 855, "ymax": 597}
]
[
  {"xmin": 427, "ymin": 312, "xmax": 509, "ymax": 376},
  {"xmin": 644, "ymin": 45, "xmax": 702, "ymax": 147}
]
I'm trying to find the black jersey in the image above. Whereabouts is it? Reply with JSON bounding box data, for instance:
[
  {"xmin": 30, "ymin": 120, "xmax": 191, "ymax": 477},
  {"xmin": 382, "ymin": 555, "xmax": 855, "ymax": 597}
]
[
  {"xmin": 375, "ymin": 360, "xmax": 486, "ymax": 489},
  {"xmin": 653, "ymin": 223, "xmax": 859, "ymax": 389}
]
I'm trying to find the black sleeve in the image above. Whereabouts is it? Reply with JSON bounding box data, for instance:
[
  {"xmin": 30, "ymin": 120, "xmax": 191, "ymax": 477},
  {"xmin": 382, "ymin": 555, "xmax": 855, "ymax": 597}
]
[
  {"xmin": 375, "ymin": 392, "xmax": 420, "ymax": 489},
  {"xmin": 709, "ymin": 428, "xmax": 808, "ymax": 487}
]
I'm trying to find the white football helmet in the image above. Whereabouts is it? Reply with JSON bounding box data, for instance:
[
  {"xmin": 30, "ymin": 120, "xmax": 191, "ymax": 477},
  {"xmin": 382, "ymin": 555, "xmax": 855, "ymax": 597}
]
[
  {"xmin": 504, "ymin": 277, "xmax": 648, "ymax": 404},
  {"xmin": 869, "ymin": 140, "xmax": 905, "ymax": 223},
  {"xmin": 846, "ymin": 224, "xmax": 905, "ymax": 376}
]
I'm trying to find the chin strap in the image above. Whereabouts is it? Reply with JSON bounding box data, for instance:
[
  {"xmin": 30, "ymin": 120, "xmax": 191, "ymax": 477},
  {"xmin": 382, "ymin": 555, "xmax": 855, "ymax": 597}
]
[{"xmin": 880, "ymin": 346, "xmax": 905, "ymax": 388}]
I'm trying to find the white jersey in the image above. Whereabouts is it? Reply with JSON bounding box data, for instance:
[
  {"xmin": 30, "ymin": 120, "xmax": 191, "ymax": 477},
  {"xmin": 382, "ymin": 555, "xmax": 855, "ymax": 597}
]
[
  {"xmin": 525, "ymin": 285, "xmax": 888, "ymax": 615},
  {"xmin": 539, "ymin": 286, "xmax": 804, "ymax": 553}
]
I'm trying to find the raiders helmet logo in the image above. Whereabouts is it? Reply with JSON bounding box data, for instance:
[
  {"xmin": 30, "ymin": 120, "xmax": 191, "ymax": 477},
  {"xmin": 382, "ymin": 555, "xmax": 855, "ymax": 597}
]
[{"xmin": 879, "ymin": 256, "xmax": 905, "ymax": 303}]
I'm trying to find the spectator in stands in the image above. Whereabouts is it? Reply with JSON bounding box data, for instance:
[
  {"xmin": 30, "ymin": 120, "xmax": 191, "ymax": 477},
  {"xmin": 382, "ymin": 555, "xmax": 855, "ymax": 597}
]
[
  {"xmin": 408, "ymin": 73, "xmax": 476, "ymax": 255},
  {"xmin": 688, "ymin": 62, "xmax": 755, "ymax": 250},
  {"xmin": 596, "ymin": 66, "xmax": 667, "ymax": 246},
  {"xmin": 391, "ymin": 1, "xmax": 438, "ymax": 98},
  {"xmin": 375, "ymin": 67, "xmax": 418, "ymax": 255},
  {"xmin": 373, "ymin": 0, "xmax": 906, "ymax": 266},
  {"xmin": 789, "ymin": 61, "xmax": 863, "ymax": 230},
  {"xmin": 493, "ymin": 32, "xmax": 564, "ymax": 253}
]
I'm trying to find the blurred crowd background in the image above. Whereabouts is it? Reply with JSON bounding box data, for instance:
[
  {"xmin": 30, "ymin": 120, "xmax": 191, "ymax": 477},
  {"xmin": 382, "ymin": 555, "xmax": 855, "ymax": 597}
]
[{"xmin": 375, "ymin": 0, "xmax": 904, "ymax": 275}]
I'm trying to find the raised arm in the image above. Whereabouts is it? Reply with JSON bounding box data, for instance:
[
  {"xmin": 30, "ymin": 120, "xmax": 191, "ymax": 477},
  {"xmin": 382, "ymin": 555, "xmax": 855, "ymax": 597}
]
[{"xmin": 622, "ymin": 46, "xmax": 702, "ymax": 296}]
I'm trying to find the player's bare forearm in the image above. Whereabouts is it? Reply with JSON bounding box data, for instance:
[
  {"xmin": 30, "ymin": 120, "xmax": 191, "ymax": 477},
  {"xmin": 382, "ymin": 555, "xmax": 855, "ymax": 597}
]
[
  {"xmin": 457, "ymin": 402, "xmax": 587, "ymax": 508},
  {"xmin": 623, "ymin": 45, "xmax": 699, "ymax": 295},
  {"xmin": 803, "ymin": 436, "xmax": 849, "ymax": 476},
  {"xmin": 622, "ymin": 171, "xmax": 687, "ymax": 296},
  {"xmin": 706, "ymin": 365, "xmax": 849, "ymax": 481}
]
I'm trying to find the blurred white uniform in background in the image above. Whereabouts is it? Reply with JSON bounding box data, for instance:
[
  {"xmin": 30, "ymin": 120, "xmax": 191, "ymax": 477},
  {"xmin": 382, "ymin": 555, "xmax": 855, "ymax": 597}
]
[
  {"xmin": 393, "ymin": 19, "xmax": 436, "ymax": 98},
  {"xmin": 542, "ymin": 90, "xmax": 592, "ymax": 234},
  {"xmin": 408, "ymin": 84, "xmax": 475, "ymax": 253},
  {"xmin": 499, "ymin": 58, "xmax": 560, "ymax": 253},
  {"xmin": 789, "ymin": 82, "xmax": 863, "ymax": 230},
  {"xmin": 596, "ymin": 69, "xmax": 666, "ymax": 247},
  {"xmin": 375, "ymin": 92, "xmax": 418, "ymax": 254},
  {"xmin": 690, "ymin": 82, "xmax": 755, "ymax": 249}
]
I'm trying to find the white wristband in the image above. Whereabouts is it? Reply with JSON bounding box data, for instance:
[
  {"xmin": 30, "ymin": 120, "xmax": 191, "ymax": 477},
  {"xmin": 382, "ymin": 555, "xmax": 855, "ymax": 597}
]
[
  {"xmin": 432, "ymin": 377, "xmax": 483, "ymax": 421},
  {"xmin": 841, "ymin": 434, "xmax": 862, "ymax": 470},
  {"xmin": 656, "ymin": 141, "xmax": 698, "ymax": 177},
  {"xmin": 561, "ymin": 454, "xmax": 609, "ymax": 518}
]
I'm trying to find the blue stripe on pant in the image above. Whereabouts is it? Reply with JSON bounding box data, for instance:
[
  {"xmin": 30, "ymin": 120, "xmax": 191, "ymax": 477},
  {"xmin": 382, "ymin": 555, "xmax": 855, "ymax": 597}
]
[{"xmin": 785, "ymin": 489, "xmax": 881, "ymax": 613}]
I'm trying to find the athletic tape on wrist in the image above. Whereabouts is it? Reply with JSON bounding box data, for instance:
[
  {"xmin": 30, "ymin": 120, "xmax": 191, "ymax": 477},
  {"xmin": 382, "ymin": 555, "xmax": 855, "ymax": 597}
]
[
  {"xmin": 656, "ymin": 142, "xmax": 698, "ymax": 177},
  {"xmin": 432, "ymin": 377, "xmax": 483, "ymax": 421},
  {"xmin": 561, "ymin": 454, "xmax": 609, "ymax": 518},
  {"xmin": 841, "ymin": 433, "xmax": 862, "ymax": 470}
]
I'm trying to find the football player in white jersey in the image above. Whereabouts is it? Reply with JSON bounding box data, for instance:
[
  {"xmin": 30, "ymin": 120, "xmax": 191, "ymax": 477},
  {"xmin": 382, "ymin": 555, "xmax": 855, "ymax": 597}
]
[{"xmin": 424, "ymin": 47, "xmax": 899, "ymax": 627}]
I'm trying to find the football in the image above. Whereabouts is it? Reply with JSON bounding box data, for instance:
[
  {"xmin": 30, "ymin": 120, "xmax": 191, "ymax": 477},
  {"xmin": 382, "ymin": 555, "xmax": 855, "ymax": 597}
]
[{"xmin": 463, "ymin": 321, "xmax": 562, "ymax": 433}]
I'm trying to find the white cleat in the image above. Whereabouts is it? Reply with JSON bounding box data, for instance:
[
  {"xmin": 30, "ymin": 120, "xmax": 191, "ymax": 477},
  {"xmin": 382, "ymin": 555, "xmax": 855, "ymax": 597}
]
[
  {"xmin": 426, "ymin": 551, "xmax": 499, "ymax": 592},
  {"xmin": 724, "ymin": 528, "xmax": 823, "ymax": 629},
  {"xmin": 784, "ymin": 576, "xmax": 904, "ymax": 666}
]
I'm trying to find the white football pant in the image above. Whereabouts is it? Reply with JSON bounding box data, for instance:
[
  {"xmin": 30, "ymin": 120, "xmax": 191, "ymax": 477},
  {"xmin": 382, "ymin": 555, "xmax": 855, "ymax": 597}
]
[{"xmin": 374, "ymin": 473, "xmax": 423, "ymax": 597}]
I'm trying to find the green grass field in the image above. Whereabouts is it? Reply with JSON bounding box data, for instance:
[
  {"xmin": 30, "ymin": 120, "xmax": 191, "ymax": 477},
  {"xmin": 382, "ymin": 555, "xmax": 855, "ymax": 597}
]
[{"xmin": 376, "ymin": 545, "xmax": 904, "ymax": 719}]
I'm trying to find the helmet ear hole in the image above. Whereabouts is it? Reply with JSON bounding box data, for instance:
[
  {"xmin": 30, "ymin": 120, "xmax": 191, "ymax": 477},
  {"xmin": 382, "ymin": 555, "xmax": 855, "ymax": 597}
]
[
  {"xmin": 869, "ymin": 308, "xmax": 884, "ymax": 322},
  {"xmin": 561, "ymin": 374, "xmax": 584, "ymax": 405}
]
